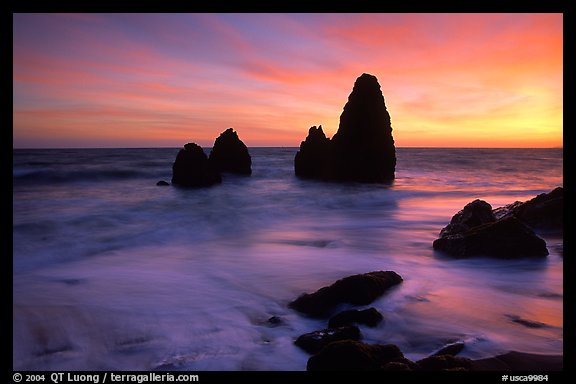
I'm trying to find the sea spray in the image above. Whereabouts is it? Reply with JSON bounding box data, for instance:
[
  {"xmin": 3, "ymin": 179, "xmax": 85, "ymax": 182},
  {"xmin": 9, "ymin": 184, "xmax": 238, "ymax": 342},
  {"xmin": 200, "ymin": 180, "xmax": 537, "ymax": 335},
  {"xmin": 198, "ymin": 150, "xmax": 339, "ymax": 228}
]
[{"xmin": 13, "ymin": 147, "xmax": 563, "ymax": 370}]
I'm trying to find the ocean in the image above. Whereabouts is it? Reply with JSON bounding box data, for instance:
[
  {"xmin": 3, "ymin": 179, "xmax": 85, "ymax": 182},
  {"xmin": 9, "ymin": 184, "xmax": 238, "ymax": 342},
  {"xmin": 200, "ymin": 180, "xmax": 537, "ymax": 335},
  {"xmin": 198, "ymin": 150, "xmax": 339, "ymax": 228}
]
[{"xmin": 12, "ymin": 147, "xmax": 563, "ymax": 371}]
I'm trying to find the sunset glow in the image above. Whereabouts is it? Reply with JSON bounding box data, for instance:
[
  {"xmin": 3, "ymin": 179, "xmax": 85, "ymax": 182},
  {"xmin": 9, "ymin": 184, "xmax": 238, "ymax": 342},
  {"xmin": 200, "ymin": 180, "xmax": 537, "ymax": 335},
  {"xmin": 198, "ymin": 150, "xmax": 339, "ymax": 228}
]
[{"xmin": 13, "ymin": 13, "xmax": 563, "ymax": 148}]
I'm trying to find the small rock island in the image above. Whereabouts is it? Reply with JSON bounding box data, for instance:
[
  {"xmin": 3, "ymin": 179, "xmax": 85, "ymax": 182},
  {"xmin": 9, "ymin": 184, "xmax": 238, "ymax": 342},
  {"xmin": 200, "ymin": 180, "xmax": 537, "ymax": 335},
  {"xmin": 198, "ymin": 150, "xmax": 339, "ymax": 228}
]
[
  {"xmin": 295, "ymin": 73, "xmax": 396, "ymax": 183},
  {"xmin": 170, "ymin": 128, "xmax": 251, "ymax": 187}
]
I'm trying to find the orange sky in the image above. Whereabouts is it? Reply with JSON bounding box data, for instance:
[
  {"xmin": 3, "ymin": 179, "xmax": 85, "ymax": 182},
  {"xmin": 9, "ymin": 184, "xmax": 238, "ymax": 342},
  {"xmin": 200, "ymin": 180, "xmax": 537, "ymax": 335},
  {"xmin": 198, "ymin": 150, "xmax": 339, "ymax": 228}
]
[{"xmin": 13, "ymin": 13, "xmax": 563, "ymax": 148}]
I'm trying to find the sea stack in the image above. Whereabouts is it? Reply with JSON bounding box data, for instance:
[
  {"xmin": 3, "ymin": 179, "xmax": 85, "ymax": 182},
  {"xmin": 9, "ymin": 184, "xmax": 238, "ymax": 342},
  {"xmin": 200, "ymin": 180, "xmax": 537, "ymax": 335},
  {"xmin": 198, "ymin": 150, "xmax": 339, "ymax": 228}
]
[
  {"xmin": 294, "ymin": 125, "xmax": 330, "ymax": 179},
  {"xmin": 208, "ymin": 128, "xmax": 252, "ymax": 175},
  {"xmin": 294, "ymin": 73, "xmax": 396, "ymax": 182},
  {"xmin": 171, "ymin": 143, "xmax": 222, "ymax": 187}
]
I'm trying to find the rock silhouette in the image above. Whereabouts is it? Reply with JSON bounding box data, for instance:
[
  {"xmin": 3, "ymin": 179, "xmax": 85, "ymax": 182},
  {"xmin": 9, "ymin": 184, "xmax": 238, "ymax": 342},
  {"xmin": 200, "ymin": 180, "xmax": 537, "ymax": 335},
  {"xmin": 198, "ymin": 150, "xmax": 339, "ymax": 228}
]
[
  {"xmin": 294, "ymin": 326, "xmax": 361, "ymax": 354},
  {"xmin": 433, "ymin": 189, "xmax": 562, "ymax": 259},
  {"xmin": 294, "ymin": 73, "xmax": 396, "ymax": 182},
  {"xmin": 288, "ymin": 271, "xmax": 403, "ymax": 317},
  {"xmin": 416, "ymin": 355, "xmax": 473, "ymax": 371},
  {"xmin": 294, "ymin": 126, "xmax": 330, "ymax": 179},
  {"xmin": 438, "ymin": 199, "xmax": 496, "ymax": 238},
  {"xmin": 433, "ymin": 211, "xmax": 548, "ymax": 259},
  {"xmin": 208, "ymin": 128, "xmax": 252, "ymax": 175},
  {"xmin": 328, "ymin": 307, "xmax": 384, "ymax": 328},
  {"xmin": 494, "ymin": 187, "xmax": 563, "ymax": 233},
  {"xmin": 306, "ymin": 340, "xmax": 410, "ymax": 371},
  {"xmin": 171, "ymin": 143, "xmax": 221, "ymax": 187}
]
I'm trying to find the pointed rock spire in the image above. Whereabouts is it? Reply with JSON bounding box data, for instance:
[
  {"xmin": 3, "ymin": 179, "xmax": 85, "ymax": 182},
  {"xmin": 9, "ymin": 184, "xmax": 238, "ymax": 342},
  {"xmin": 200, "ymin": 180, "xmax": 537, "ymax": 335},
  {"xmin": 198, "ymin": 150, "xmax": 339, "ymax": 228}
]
[{"xmin": 294, "ymin": 73, "xmax": 396, "ymax": 183}]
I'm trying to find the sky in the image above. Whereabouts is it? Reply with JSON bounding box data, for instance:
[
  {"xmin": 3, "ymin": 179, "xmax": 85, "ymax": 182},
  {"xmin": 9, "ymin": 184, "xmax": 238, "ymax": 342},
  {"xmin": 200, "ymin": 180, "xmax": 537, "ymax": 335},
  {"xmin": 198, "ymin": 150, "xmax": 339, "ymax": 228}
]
[{"xmin": 13, "ymin": 13, "xmax": 563, "ymax": 148}]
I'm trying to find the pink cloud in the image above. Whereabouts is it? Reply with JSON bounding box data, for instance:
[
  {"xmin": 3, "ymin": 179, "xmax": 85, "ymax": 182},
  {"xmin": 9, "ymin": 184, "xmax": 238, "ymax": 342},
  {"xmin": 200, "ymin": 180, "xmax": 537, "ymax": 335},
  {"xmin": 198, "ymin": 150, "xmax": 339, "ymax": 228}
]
[{"xmin": 13, "ymin": 13, "xmax": 562, "ymax": 148}]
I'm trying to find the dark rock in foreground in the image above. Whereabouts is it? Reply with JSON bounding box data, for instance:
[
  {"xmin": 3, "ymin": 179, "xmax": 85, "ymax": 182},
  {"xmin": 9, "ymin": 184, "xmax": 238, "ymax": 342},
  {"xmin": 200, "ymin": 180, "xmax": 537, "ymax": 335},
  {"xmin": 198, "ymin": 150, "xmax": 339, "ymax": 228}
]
[
  {"xmin": 294, "ymin": 73, "xmax": 396, "ymax": 183},
  {"xmin": 433, "ymin": 197, "xmax": 549, "ymax": 259},
  {"xmin": 208, "ymin": 128, "xmax": 252, "ymax": 175},
  {"xmin": 305, "ymin": 339, "xmax": 473, "ymax": 371},
  {"xmin": 294, "ymin": 326, "xmax": 361, "ymax": 354},
  {"xmin": 416, "ymin": 354, "xmax": 473, "ymax": 371},
  {"xmin": 494, "ymin": 187, "xmax": 563, "ymax": 233},
  {"xmin": 306, "ymin": 341, "xmax": 561, "ymax": 371},
  {"xmin": 289, "ymin": 271, "xmax": 403, "ymax": 317},
  {"xmin": 328, "ymin": 307, "xmax": 383, "ymax": 328},
  {"xmin": 433, "ymin": 216, "xmax": 548, "ymax": 258},
  {"xmin": 434, "ymin": 188, "xmax": 563, "ymax": 258},
  {"xmin": 156, "ymin": 180, "xmax": 170, "ymax": 186},
  {"xmin": 438, "ymin": 199, "xmax": 496, "ymax": 238},
  {"xmin": 307, "ymin": 340, "xmax": 407, "ymax": 371},
  {"xmin": 171, "ymin": 143, "xmax": 222, "ymax": 187},
  {"xmin": 471, "ymin": 351, "xmax": 563, "ymax": 371}
]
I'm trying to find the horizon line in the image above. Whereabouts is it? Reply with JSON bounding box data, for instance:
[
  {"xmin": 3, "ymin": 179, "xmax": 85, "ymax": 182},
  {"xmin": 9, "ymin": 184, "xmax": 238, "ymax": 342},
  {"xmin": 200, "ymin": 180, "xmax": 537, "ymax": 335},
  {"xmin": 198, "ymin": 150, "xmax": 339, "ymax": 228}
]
[{"xmin": 12, "ymin": 146, "xmax": 564, "ymax": 150}]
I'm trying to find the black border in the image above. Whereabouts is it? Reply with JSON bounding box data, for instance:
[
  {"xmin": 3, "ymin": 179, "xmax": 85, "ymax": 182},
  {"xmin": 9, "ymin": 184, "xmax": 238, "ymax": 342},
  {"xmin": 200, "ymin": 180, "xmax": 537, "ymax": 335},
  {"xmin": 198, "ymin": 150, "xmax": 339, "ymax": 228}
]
[{"xmin": 7, "ymin": 2, "xmax": 572, "ymax": 382}]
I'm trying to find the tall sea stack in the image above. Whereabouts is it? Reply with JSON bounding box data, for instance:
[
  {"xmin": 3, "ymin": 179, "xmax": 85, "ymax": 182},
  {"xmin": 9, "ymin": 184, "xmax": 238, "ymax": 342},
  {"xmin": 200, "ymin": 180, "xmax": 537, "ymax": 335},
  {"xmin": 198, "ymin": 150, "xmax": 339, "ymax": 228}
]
[{"xmin": 294, "ymin": 73, "xmax": 396, "ymax": 183}]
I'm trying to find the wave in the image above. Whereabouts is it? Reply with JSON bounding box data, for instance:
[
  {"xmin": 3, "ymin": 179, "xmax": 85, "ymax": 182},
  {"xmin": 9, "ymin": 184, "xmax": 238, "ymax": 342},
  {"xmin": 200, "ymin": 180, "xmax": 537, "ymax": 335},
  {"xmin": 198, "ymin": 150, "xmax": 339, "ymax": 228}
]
[{"xmin": 12, "ymin": 167, "xmax": 153, "ymax": 184}]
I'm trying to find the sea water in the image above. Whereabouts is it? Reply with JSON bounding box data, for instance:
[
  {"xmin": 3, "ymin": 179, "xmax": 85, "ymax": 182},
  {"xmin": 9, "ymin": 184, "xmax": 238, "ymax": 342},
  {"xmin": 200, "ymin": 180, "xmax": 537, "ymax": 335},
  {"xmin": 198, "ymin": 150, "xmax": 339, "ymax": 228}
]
[{"xmin": 13, "ymin": 147, "xmax": 563, "ymax": 370}]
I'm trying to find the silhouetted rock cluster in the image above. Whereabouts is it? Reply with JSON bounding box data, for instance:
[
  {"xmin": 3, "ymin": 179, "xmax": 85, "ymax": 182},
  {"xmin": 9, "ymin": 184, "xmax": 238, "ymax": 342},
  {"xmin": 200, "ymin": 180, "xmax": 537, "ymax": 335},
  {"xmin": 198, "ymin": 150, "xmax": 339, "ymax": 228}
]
[
  {"xmin": 307, "ymin": 340, "xmax": 410, "ymax": 371},
  {"xmin": 171, "ymin": 143, "xmax": 222, "ymax": 187},
  {"xmin": 288, "ymin": 271, "xmax": 404, "ymax": 368},
  {"xmin": 433, "ymin": 188, "xmax": 563, "ymax": 258},
  {"xmin": 294, "ymin": 73, "xmax": 396, "ymax": 183},
  {"xmin": 285, "ymin": 257, "xmax": 561, "ymax": 370},
  {"xmin": 169, "ymin": 128, "xmax": 251, "ymax": 188},
  {"xmin": 306, "ymin": 339, "xmax": 473, "ymax": 371}
]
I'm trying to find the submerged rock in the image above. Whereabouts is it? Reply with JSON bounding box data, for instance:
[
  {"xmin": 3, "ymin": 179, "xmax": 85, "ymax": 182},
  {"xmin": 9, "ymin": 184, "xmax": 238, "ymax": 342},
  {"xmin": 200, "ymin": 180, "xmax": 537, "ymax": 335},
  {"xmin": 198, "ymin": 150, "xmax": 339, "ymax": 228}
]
[
  {"xmin": 505, "ymin": 314, "xmax": 548, "ymax": 329},
  {"xmin": 295, "ymin": 326, "xmax": 361, "ymax": 354},
  {"xmin": 288, "ymin": 271, "xmax": 402, "ymax": 317},
  {"xmin": 156, "ymin": 180, "xmax": 170, "ymax": 186},
  {"xmin": 294, "ymin": 73, "xmax": 396, "ymax": 183},
  {"xmin": 266, "ymin": 316, "xmax": 283, "ymax": 327},
  {"xmin": 328, "ymin": 307, "xmax": 384, "ymax": 328},
  {"xmin": 171, "ymin": 143, "xmax": 221, "ymax": 187},
  {"xmin": 208, "ymin": 128, "xmax": 252, "ymax": 175}
]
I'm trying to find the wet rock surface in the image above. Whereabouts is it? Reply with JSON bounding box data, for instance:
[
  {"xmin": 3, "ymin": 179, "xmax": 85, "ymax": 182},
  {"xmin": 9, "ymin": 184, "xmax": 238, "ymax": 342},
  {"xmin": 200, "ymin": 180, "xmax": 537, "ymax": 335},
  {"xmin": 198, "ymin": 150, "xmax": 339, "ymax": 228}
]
[
  {"xmin": 294, "ymin": 326, "xmax": 361, "ymax": 354},
  {"xmin": 289, "ymin": 271, "xmax": 403, "ymax": 317},
  {"xmin": 328, "ymin": 307, "xmax": 383, "ymax": 328}
]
